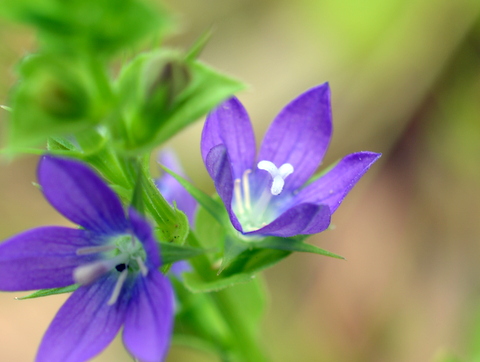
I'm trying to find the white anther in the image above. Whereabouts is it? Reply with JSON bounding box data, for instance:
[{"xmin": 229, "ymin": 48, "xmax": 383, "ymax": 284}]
[
  {"xmin": 76, "ymin": 244, "xmax": 116, "ymax": 255},
  {"xmin": 107, "ymin": 269, "xmax": 129, "ymax": 306},
  {"xmin": 257, "ymin": 161, "xmax": 294, "ymax": 195},
  {"xmin": 73, "ymin": 254, "xmax": 128, "ymax": 286},
  {"xmin": 73, "ymin": 261, "xmax": 110, "ymax": 286}
]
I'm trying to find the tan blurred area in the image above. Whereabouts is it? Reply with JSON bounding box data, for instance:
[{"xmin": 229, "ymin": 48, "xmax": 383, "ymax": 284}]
[{"xmin": 1, "ymin": 0, "xmax": 480, "ymax": 361}]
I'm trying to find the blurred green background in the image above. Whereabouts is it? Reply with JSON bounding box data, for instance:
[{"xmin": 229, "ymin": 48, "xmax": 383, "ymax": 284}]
[{"xmin": 1, "ymin": 0, "xmax": 480, "ymax": 361}]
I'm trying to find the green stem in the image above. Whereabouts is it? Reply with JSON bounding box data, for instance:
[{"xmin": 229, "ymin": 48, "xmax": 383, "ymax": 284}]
[{"xmin": 187, "ymin": 233, "xmax": 269, "ymax": 362}]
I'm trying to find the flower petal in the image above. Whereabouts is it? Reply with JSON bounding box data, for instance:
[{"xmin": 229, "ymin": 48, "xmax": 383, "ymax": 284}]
[
  {"xmin": 38, "ymin": 156, "xmax": 128, "ymax": 235},
  {"xmin": 205, "ymin": 144, "xmax": 243, "ymax": 232},
  {"xmin": 294, "ymin": 152, "xmax": 381, "ymax": 213},
  {"xmin": 36, "ymin": 273, "xmax": 128, "ymax": 362},
  {"xmin": 156, "ymin": 149, "xmax": 197, "ymax": 225},
  {"xmin": 0, "ymin": 227, "xmax": 99, "ymax": 291},
  {"xmin": 257, "ymin": 83, "xmax": 333, "ymax": 191},
  {"xmin": 201, "ymin": 97, "xmax": 256, "ymax": 179},
  {"xmin": 123, "ymin": 271, "xmax": 174, "ymax": 362},
  {"xmin": 247, "ymin": 203, "xmax": 330, "ymax": 238},
  {"xmin": 128, "ymin": 208, "xmax": 161, "ymax": 269}
]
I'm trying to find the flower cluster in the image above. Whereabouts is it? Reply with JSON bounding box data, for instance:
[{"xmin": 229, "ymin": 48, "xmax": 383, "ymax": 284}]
[
  {"xmin": 0, "ymin": 83, "xmax": 380, "ymax": 362},
  {"xmin": 0, "ymin": 156, "xmax": 173, "ymax": 362}
]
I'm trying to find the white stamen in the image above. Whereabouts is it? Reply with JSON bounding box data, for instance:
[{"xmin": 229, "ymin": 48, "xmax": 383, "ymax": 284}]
[
  {"xmin": 107, "ymin": 269, "xmax": 129, "ymax": 305},
  {"xmin": 242, "ymin": 169, "xmax": 252, "ymax": 211},
  {"xmin": 234, "ymin": 178, "xmax": 245, "ymax": 214},
  {"xmin": 136, "ymin": 256, "xmax": 148, "ymax": 276},
  {"xmin": 257, "ymin": 161, "xmax": 294, "ymax": 195},
  {"xmin": 73, "ymin": 254, "xmax": 128, "ymax": 286},
  {"xmin": 73, "ymin": 261, "xmax": 110, "ymax": 286},
  {"xmin": 76, "ymin": 244, "xmax": 116, "ymax": 255}
]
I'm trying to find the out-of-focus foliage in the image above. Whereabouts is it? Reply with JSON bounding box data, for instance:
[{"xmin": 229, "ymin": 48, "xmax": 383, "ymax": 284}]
[{"xmin": 0, "ymin": 0, "xmax": 172, "ymax": 56}]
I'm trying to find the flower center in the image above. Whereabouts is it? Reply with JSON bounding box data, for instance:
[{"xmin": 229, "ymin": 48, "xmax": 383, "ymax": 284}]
[
  {"xmin": 233, "ymin": 160, "xmax": 294, "ymax": 232},
  {"xmin": 73, "ymin": 232, "xmax": 148, "ymax": 305}
]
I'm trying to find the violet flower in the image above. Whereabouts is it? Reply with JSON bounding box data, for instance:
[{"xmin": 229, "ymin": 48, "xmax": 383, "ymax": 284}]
[
  {"xmin": 201, "ymin": 83, "xmax": 381, "ymax": 238},
  {"xmin": 155, "ymin": 149, "xmax": 197, "ymax": 226},
  {"xmin": 0, "ymin": 156, "xmax": 173, "ymax": 362}
]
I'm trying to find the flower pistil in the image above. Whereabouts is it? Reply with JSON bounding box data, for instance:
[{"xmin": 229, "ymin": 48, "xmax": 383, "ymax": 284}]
[{"xmin": 232, "ymin": 160, "xmax": 294, "ymax": 232}]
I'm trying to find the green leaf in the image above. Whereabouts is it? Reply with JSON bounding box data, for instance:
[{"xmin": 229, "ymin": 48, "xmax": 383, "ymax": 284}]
[
  {"xmin": 185, "ymin": 28, "xmax": 214, "ymax": 61},
  {"xmin": 47, "ymin": 136, "xmax": 79, "ymax": 152},
  {"xmin": 256, "ymin": 236, "xmax": 345, "ymax": 260},
  {"xmin": 16, "ymin": 284, "xmax": 79, "ymax": 300},
  {"xmin": 115, "ymin": 49, "xmax": 246, "ymax": 153},
  {"xmin": 221, "ymin": 247, "xmax": 291, "ymax": 277},
  {"xmin": 183, "ymin": 271, "xmax": 256, "ymax": 293},
  {"xmin": 160, "ymin": 242, "xmax": 208, "ymax": 265},
  {"xmin": 154, "ymin": 60, "xmax": 247, "ymax": 146},
  {"xmin": 161, "ymin": 165, "xmax": 227, "ymax": 225}
]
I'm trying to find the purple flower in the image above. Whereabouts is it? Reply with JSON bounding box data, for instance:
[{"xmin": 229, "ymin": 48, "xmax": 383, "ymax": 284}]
[
  {"xmin": 155, "ymin": 149, "xmax": 197, "ymax": 226},
  {"xmin": 0, "ymin": 156, "xmax": 173, "ymax": 362},
  {"xmin": 201, "ymin": 83, "xmax": 381, "ymax": 238}
]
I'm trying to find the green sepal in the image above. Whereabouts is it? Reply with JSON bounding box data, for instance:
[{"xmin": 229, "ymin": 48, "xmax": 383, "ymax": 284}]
[
  {"xmin": 255, "ymin": 236, "xmax": 345, "ymax": 260},
  {"xmin": 141, "ymin": 166, "xmax": 190, "ymax": 245},
  {"xmin": 159, "ymin": 242, "xmax": 208, "ymax": 265},
  {"xmin": 15, "ymin": 284, "xmax": 79, "ymax": 300},
  {"xmin": 220, "ymin": 246, "xmax": 290, "ymax": 277},
  {"xmin": 185, "ymin": 28, "xmax": 213, "ymax": 61},
  {"xmin": 218, "ymin": 234, "xmax": 248, "ymax": 274}
]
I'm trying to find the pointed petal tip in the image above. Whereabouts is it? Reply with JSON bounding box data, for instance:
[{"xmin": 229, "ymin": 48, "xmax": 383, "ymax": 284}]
[{"xmin": 348, "ymin": 151, "xmax": 382, "ymax": 165}]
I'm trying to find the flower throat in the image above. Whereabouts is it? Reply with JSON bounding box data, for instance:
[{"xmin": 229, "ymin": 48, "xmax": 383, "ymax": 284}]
[{"xmin": 233, "ymin": 160, "xmax": 294, "ymax": 232}]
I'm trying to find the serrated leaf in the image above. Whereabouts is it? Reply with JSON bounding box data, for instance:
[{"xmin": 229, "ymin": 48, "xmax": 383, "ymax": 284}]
[
  {"xmin": 160, "ymin": 242, "xmax": 208, "ymax": 265},
  {"xmin": 16, "ymin": 284, "xmax": 79, "ymax": 300}
]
